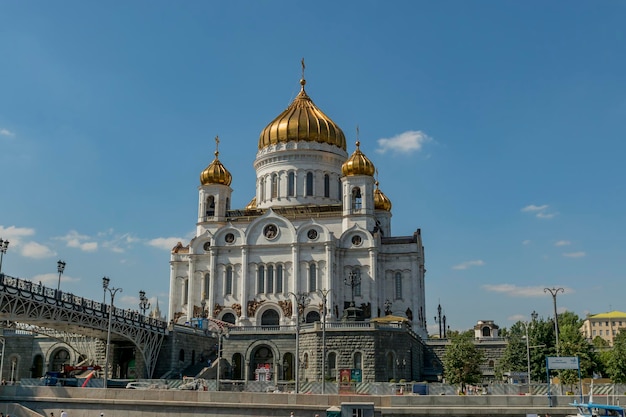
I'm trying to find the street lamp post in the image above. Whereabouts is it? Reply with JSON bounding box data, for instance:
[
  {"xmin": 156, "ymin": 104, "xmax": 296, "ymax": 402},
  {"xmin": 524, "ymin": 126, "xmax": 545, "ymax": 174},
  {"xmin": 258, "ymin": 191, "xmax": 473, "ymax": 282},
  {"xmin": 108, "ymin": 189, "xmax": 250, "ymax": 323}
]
[
  {"xmin": 317, "ymin": 288, "xmax": 331, "ymax": 394},
  {"xmin": 0, "ymin": 327, "xmax": 5, "ymax": 385},
  {"xmin": 56, "ymin": 260, "xmax": 66, "ymax": 293},
  {"xmin": 213, "ymin": 326, "xmax": 229, "ymax": 391},
  {"xmin": 103, "ymin": 277, "xmax": 122, "ymax": 389},
  {"xmin": 102, "ymin": 276, "xmax": 110, "ymax": 306},
  {"xmin": 544, "ymin": 287, "xmax": 564, "ymax": 356},
  {"xmin": 434, "ymin": 303, "xmax": 444, "ymax": 338},
  {"xmin": 139, "ymin": 290, "xmax": 151, "ymax": 315},
  {"xmin": 288, "ymin": 291, "xmax": 310, "ymax": 393},
  {"xmin": 344, "ymin": 270, "xmax": 360, "ymax": 307},
  {"xmin": 0, "ymin": 239, "xmax": 9, "ymax": 275},
  {"xmin": 522, "ymin": 313, "xmax": 545, "ymax": 396}
]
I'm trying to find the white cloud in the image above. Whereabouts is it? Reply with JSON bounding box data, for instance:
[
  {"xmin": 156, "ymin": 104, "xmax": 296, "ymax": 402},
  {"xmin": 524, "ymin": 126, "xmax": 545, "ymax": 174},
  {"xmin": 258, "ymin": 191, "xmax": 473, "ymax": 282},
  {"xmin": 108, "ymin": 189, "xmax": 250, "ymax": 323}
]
[
  {"xmin": 555, "ymin": 240, "xmax": 571, "ymax": 246},
  {"xmin": 521, "ymin": 204, "xmax": 548, "ymax": 212},
  {"xmin": 147, "ymin": 237, "xmax": 186, "ymax": 251},
  {"xmin": 484, "ymin": 284, "xmax": 574, "ymax": 297},
  {"xmin": 522, "ymin": 240, "xmax": 531, "ymax": 245},
  {"xmin": 376, "ymin": 130, "xmax": 432, "ymax": 155},
  {"xmin": 507, "ymin": 314, "xmax": 526, "ymax": 322},
  {"xmin": 58, "ymin": 230, "xmax": 99, "ymax": 252},
  {"xmin": 0, "ymin": 128, "xmax": 15, "ymax": 137},
  {"xmin": 563, "ymin": 251, "xmax": 585, "ymax": 258},
  {"xmin": 521, "ymin": 204, "xmax": 558, "ymax": 219},
  {"xmin": 32, "ymin": 272, "xmax": 80, "ymax": 286},
  {"xmin": 0, "ymin": 225, "xmax": 36, "ymax": 246},
  {"xmin": 20, "ymin": 241, "xmax": 56, "ymax": 259},
  {"xmin": 452, "ymin": 259, "xmax": 485, "ymax": 270},
  {"xmin": 536, "ymin": 211, "xmax": 558, "ymax": 219}
]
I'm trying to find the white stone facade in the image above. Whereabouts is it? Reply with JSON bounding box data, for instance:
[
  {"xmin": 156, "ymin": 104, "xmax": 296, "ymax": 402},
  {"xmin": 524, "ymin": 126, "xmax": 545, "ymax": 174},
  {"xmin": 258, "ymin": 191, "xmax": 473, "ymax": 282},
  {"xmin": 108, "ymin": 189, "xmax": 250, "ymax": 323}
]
[{"xmin": 168, "ymin": 75, "xmax": 427, "ymax": 339}]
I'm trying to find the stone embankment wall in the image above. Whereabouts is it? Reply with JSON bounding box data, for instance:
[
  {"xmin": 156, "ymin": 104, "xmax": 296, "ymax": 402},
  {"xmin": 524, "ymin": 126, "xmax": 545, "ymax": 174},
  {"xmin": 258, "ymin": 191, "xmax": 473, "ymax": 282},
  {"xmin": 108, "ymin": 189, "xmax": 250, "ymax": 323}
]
[{"xmin": 2, "ymin": 385, "xmax": 619, "ymax": 417}]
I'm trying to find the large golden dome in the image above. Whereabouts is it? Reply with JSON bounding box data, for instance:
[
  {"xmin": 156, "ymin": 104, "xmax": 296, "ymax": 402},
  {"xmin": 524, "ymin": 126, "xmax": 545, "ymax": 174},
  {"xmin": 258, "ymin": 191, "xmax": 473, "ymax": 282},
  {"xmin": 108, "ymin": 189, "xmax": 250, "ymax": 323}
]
[
  {"xmin": 374, "ymin": 182, "xmax": 392, "ymax": 211},
  {"xmin": 200, "ymin": 151, "xmax": 232, "ymax": 186},
  {"xmin": 342, "ymin": 141, "xmax": 375, "ymax": 176},
  {"xmin": 258, "ymin": 78, "xmax": 346, "ymax": 151}
]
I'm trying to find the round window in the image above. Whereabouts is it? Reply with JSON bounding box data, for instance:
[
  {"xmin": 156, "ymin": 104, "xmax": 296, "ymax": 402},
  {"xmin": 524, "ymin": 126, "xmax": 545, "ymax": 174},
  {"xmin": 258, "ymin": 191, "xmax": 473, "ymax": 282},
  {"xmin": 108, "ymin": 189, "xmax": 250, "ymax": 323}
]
[
  {"xmin": 351, "ymin": 235, "xmax": 362, "ymax": 246},
  {"xmin": 307, "ymin": 229, "xmax": 318, "ymax": 240},
  {"xmin": 225, "ymin": 233, "xmax": 235, "ymax": 244},
  {"xmin": 263, "ymin": 224, "xmax": 278, "ymax": 240}
]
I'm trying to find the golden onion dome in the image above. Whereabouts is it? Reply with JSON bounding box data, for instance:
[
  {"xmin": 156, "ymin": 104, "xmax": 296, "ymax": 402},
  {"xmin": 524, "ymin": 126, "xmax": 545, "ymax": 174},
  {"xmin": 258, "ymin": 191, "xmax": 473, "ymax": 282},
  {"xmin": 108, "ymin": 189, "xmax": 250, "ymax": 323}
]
[
  {"xmin": 258, "ymin": 78, "xmax": 346, "ymax": 151},
  {"xmin": 245, "ymin": 196, "xmax": 257, "ymax": 211},
  {"xmin": 200, "ymin": 152, "xmax": 232, "ymax": 186},
  {"xmin": 342, "ymin": 141, "xmax": 375, "ymax": 176},
  {"xmin": 374, "ymin": 182, "xmax": 392, "ymax": 211}
]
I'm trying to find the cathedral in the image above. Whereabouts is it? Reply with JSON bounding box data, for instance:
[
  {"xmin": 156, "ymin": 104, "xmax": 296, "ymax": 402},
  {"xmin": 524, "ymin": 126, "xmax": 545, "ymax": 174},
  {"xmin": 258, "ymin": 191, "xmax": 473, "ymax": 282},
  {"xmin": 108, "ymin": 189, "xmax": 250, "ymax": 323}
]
[{"xmin": 167, "ymin": 65, "xmax": 429, "ymax": 384}]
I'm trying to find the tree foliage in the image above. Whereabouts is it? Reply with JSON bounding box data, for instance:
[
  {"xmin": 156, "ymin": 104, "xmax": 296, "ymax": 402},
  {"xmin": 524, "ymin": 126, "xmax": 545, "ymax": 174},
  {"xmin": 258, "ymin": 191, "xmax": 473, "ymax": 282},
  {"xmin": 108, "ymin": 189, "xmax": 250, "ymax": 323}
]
[
  {"xmin": 606, "ymin": 331, "xmax": 626, "ymax": 382},
  {"xmin": 443, "ymin": 333, "xmax": 484, "ymax": 391}
]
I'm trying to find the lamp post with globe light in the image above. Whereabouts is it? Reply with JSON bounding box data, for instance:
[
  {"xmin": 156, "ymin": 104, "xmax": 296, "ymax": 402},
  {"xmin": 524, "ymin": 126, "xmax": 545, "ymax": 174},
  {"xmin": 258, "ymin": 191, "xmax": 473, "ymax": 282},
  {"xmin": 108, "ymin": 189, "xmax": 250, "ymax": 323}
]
[
  {"xmin": 139, "ymin": 290, "xmax": 151, "ymax": 316},
  {"xmin": 288, "ymin": 291, "xmax": 310, "ymax": 393},
  {"xmin": 0, "ymin": 239, "xmax": 9, "ymax": 275},
  {"xmin": 317, "ymin": 288, "xmax": 331, "ymax": 394},
  {"xmin": 56, "ymin": 260, "xmax": 66, "ymax": 293},
  {"xmin": 102, "ymin": 276, "xmax": 122, "ymax": 389}
]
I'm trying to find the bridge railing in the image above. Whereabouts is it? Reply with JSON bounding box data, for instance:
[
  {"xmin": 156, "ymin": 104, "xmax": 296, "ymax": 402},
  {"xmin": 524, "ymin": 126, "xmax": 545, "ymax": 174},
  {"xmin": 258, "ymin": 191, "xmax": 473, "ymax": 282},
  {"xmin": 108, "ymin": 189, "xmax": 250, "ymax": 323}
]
[{"xmin": 0, "ymin": 273, "xmax": 167, "ymax": 331}]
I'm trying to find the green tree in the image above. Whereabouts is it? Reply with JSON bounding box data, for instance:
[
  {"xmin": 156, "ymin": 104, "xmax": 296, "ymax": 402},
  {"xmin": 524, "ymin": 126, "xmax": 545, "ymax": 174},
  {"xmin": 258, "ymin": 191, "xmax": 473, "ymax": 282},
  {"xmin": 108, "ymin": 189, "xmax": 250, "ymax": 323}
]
[
  {"xmin": 497, "ymin": 322, "xmax": 527, "ymax": 378},
  {"xmin": 606, "ymin": 331, "xmax": 626, "ymax": 382},
  {"xmin": 558, "ymin": 312, "xmax": 597, "ymax": 386},
  {"xmin": 443, "ymin": 333, "xmax": 484, "ymax": 393}
]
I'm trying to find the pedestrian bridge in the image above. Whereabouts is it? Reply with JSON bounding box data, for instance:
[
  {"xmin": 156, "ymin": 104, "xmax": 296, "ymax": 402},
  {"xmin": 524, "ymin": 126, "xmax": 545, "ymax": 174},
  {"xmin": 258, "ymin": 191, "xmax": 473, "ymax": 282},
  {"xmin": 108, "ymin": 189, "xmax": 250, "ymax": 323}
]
[{"xmin": 0, "ymin": 273, "xmax": 167, "ymax": 377}]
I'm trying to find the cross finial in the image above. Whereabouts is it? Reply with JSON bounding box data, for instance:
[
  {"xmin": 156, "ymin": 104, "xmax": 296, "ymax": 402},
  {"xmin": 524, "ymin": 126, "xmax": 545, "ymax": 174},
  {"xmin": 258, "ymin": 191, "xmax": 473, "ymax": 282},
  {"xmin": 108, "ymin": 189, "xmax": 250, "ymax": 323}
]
[
  {"xmin": 214, "ymin": 135, "xmax": 220, "ymax": 157},
  {"xmin": 301, "ymin": 57, "xmax": 306, "ymax": 79}
]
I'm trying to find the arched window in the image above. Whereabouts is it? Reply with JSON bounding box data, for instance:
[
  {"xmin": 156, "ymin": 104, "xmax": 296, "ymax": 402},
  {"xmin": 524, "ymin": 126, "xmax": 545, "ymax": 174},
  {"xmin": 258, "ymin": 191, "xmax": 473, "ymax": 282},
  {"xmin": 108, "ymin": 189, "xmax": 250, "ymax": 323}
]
[
  {"xmin": 328, "ymin": 352, "xmax": 336, "ymax": 381},
  {"xmin": 261, "ymin": 309, "xmax": 280, "ymax": 326},
  {"xmin": 206, "ymin": 196, "xmax": 215, "ymax": 216},
  {"xmin": 267, "ymin": 265, "xmax": 274, "ymax": 293},
  {"xmin": 226, "ymin": 197, "xmax": 230, "ymax": 211},
  {"xmin": 352, "ymin": 187, "xmax": 362, "ymax": 210},
  {"xmin": 260, "ymin": 178, "xmax": 265, "ymax": 201},
  {"xmin": 353, "ymin": 268, "xmax": 362, "ymax": 297},
  {"xmin": 338, "ymin": 179, "xmax": 342, "ymax": 200},
  {"xmin": 324, "ymin": 174, "xmax": 330, "ymax": 197},
  {"xmin": 183, "ymin": 279, "xmax": 189, "ymax": 304},
  {"xmin": 309, "ymin": 263, "xmax": 317, "ymax": 292},
  {"xmin": 288, "ymin": 172, "xmax": 295, "ymax": 197},
  {"xmin": 222, "ymin": 312, "xmax": 236, "ymax": 324},
  {"xmin": 303, "ymin": 352, "xmax": 309, "ymax": 369},
  {"xmin": 387, "ymin": 352, "xmax": 394, "ymax": 381},
  {"xmin": 353, "ymin": 352, "xmax": 362, "ymax": 370},
  {"xmin": 482, "ymin": 326, "xmax": 491, "ymax": 337},
  {"xmin": 271, "ymin": 174, "xmax": 278, "ymax": 198},
  {"xmin": 225, "ymin": 266, "xmax": 233, "ymax": 295},
  {"xmin": 276, "ymin": 264, "xmax": 283, "ymax": 293},
  {"xmin": 179, "ymin": 349, "xmax": 185, "ymax": 362},
  {"xmin": 395, "ymin": 272, "xmax": 402, "ymax": 300},
  {"xmin": 306, "ymin": 311, "xmax": 320, "ymax": 323},
  {"xmin": 306, "ymin": 172, "xmax": 314, "ymax": 196},
  {"xmin": 204, "ymin": 273, "xmax": 210, "ymax": 299},
  {"xmin": 258, "ymin": 266, "xmax": 265, "ymax": 294}
]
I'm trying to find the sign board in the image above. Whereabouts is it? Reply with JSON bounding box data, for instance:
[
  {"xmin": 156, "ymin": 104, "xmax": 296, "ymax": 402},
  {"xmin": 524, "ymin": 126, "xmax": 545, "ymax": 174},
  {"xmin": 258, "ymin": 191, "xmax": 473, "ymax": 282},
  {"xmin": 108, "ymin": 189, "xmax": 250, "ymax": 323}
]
[
  {"xmin": 546, "ymin": 356, "xmax": 579, "ymax": 370},
  {"xmin": 351, "ymin": 369, "xmax": 362, "ymax": 382}
]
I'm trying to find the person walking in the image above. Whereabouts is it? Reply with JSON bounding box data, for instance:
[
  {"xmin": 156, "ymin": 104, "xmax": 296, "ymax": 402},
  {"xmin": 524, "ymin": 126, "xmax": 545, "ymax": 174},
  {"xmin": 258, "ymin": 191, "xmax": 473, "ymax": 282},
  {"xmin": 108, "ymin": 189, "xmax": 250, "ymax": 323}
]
[{"xmin": 60, "ymin": 411, "xmax": 67, "ymax": 417}]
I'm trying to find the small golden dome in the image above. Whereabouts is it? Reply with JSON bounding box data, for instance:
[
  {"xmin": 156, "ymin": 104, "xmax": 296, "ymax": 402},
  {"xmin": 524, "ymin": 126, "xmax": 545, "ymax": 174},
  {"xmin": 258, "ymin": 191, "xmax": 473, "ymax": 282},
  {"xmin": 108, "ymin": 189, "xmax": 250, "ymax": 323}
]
[
  {"xmin": 258, "ymin": 78, "xmax": 346, "ymax": 151},
  {"xmin": 374, "ymin": 182, "xmax": 392, "ymax": 211},
  {"xmin": 342, "ymin": 141, "xmax": 375, "ymax": 176},
  {"xmin": 245, "ymin": 196, "xmax": 257, "ymax": 211},
  {"xmin": 200, "ymin": 136, "xmax": 232, "ymax": 186}
]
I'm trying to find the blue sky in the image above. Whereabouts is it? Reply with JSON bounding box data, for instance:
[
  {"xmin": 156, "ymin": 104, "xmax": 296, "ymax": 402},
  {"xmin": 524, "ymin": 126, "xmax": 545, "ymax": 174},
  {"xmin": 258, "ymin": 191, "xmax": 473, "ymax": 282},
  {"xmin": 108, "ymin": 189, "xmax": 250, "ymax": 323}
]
[{"xmin": 1, "ymin": 1, "xmax": 625, "ymax": 333}]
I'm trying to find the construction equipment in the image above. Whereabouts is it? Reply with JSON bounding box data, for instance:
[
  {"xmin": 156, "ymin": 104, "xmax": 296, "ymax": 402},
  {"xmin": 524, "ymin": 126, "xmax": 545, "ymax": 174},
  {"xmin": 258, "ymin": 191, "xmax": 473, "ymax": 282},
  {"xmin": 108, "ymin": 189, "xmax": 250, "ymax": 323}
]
[{"xmin": 44, "ymin": 365, "xmax": 102, "ymax": 387}]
